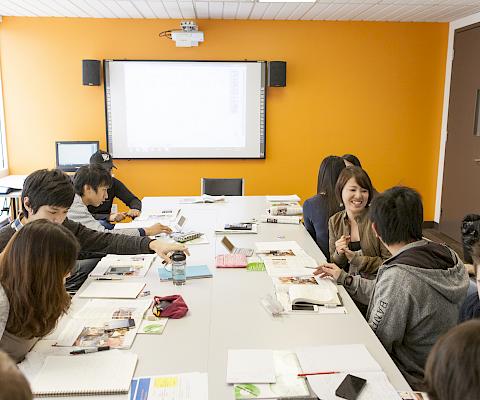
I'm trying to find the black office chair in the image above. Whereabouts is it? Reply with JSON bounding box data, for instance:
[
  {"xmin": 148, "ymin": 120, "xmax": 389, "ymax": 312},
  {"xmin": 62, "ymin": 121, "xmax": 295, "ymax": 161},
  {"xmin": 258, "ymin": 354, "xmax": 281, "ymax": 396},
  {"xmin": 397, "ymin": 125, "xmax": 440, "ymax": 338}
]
[{"xmin": 201, "ymin": 178, "xmax": 244, "ymax": 196}]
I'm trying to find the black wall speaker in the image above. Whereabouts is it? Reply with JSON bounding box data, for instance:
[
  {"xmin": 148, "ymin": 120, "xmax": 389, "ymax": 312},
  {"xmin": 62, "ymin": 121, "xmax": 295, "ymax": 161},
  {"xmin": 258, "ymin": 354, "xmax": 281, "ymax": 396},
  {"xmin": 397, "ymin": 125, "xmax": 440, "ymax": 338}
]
[
  {"xmin": 82, "ymin": 59, "xmax": 101, "ymax": 86},
  {"xmin": 268, "ymin": 61, "xmax": 286, "ymax": 87}
]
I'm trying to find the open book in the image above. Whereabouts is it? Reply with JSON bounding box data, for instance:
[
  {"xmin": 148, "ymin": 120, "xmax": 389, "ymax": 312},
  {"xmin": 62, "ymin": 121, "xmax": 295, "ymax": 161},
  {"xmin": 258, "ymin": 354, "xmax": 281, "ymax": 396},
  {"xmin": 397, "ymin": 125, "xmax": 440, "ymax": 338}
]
[{"xmin": 288, "ymin": 280, "xmax": 341, "ymax": 307}]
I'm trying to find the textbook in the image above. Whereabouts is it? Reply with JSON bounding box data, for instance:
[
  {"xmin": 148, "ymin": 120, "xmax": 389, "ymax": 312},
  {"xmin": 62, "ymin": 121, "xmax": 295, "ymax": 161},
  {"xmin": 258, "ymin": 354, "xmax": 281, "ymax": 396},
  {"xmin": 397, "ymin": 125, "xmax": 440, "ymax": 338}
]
[
  {"xmin": 31, "ymin": 350, "xmax": 137, "ymax": 396},
  {"xmin": 157, "ymin": 264, "xmax": 213, "ymax": 281},
  {"xmin": 260, "ymin": 215, "xmax": 301, "ymax": 224},
  {"xmin": 215, "ymin": 223, "xmax": 258, "ymax": 234},
  {"xmin": 288, "ymin": 279, "xmax": 341, "ymax": 307},
  {"xmin": 268, "ymin": 205, "xmax": 303, "ymax": 216}
]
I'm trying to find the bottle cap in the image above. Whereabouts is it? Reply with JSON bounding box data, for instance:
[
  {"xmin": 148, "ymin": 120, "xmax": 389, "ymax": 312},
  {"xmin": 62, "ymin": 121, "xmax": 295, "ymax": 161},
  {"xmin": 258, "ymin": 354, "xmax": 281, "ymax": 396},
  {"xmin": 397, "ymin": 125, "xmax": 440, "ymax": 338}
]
[{"xmin": 171, "ymin": 250, "xmax": 186, "ymax": 262}]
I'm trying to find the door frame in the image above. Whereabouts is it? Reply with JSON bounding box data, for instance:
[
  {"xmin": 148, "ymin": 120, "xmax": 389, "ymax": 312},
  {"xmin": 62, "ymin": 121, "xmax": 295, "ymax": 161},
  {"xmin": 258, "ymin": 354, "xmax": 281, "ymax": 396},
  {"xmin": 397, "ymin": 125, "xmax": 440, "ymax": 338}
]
[{"xmin": 435, "ymin": 10, "xmax": 480, "ymax": 223}]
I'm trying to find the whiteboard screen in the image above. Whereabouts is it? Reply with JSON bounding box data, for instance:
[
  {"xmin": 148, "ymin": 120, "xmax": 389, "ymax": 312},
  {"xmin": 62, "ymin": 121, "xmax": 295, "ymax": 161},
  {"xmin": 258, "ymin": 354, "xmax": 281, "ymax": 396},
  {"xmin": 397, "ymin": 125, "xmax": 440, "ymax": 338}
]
[{"xmin": 104, "ymin": 60, "xmax": 266, "ymax": 159}]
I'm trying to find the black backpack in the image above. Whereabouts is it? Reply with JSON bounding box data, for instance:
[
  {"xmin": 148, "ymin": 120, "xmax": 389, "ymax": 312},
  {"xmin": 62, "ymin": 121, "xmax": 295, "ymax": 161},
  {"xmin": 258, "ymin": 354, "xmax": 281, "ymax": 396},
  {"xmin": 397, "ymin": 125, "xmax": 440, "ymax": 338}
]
[{"xmin": 461, "ymin": 214, "xmax": 480, "ymax": 264}]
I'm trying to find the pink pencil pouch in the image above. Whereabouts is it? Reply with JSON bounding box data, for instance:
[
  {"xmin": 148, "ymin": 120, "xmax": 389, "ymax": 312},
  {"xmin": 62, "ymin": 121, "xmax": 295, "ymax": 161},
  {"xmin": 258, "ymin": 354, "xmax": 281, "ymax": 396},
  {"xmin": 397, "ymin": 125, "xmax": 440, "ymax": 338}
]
[{"xmin": 215, "ymin": 254, "xmax": 248, "ymax": 268}]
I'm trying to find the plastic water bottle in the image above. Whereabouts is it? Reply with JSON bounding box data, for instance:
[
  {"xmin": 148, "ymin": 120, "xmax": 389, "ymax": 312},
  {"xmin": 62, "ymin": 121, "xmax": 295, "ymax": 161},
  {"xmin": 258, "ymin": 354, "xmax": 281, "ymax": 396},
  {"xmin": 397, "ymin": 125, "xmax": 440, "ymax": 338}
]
[{"xmin": 171, "ymin": 251, "xmax": 187, "ymax": 286}]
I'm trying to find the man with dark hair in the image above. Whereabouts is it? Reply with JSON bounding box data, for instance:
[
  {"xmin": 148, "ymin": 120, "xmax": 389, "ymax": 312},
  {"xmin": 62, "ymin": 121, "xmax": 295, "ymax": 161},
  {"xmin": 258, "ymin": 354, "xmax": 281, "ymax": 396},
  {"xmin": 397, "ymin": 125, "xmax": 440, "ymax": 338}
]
[
  {"xmin": 88, "ymin": 150, "xmax": 142, "ymax": 225},
  {"xmin": 0, "ymin": 169, "xmax": 187, "ymax": 291},
  {"xmin": 316, "ymin": 186, "xmax": 469, "ymax": 388},
  {"xmin": 68, "ymin": 165, "xmax": 171, "ymax": 237}
]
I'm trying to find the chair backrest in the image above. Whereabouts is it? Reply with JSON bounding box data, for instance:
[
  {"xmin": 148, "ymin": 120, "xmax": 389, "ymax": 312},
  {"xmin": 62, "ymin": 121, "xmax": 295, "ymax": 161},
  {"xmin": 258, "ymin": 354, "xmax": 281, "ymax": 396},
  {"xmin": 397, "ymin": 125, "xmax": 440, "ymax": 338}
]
[{"xmin": 201, "ymin": 178, "xmax": 244, "ymax": 196}]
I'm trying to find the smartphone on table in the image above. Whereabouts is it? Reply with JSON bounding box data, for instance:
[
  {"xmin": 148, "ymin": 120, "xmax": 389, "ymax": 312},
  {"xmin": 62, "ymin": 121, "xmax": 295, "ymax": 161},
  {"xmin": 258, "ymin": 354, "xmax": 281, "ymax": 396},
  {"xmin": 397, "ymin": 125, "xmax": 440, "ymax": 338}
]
[{"xmin": 335, "ymin": 374, "xmax": 367, "ymax": 400}]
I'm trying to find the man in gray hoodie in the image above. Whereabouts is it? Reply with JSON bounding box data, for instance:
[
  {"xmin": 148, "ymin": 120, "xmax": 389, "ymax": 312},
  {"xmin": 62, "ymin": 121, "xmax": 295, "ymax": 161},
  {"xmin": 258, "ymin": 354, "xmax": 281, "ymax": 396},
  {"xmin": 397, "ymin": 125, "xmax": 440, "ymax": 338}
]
[{"xmin": 316, "ymin": 186, "xmax": 469, "ymax": 389}]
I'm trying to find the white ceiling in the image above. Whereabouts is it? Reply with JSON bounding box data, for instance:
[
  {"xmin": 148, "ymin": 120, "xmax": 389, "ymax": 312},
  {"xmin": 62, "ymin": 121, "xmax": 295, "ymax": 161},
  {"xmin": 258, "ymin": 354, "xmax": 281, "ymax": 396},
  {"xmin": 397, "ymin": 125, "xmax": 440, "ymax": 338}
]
[{"xmin": 0, "ymin": 0, "xmax": 478, "ymax": 22}]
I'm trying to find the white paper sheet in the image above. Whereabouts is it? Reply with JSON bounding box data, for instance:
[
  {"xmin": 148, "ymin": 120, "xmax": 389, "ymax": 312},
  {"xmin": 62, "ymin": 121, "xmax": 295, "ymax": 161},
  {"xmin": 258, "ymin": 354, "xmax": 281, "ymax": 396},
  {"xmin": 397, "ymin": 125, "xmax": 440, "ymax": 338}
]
[
  {"xmin": 131, "ymin": 372, "xmax": 208, "ymax": 400},
  {"xmin": 227, "ymin": 350, "xmax": 276, "ymax": 384},
  {"xmin": 296, "ymin": 344, "xmax": 382, "ymax": 374},
  {"xmin": 307, "ymin": 371, "xmax": 401, "ymax": 400},
  {"xmin": 79, "ymin": 281, "xmax": 146, "ymax": 299}
]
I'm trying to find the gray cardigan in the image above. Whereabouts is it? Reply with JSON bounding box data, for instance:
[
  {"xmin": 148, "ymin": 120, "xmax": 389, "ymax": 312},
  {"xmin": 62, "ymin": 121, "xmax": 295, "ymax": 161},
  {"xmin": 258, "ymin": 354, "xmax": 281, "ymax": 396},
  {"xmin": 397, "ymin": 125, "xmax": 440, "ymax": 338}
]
[
  {"xmin": 0, "ymin": 285, "xmax": 37, "ymax": 363},
  {"xmin": 339, "ymin": 239, "xmax": 469, "ymax": 388}
]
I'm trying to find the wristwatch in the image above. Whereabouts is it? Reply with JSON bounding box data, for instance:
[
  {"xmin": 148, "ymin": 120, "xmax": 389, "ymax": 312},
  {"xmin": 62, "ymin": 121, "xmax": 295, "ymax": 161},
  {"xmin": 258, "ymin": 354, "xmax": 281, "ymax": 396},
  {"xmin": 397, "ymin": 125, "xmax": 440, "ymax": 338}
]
[{"xmin": 344, "ymin": 275, "xmax": 353, "ymax": 287}]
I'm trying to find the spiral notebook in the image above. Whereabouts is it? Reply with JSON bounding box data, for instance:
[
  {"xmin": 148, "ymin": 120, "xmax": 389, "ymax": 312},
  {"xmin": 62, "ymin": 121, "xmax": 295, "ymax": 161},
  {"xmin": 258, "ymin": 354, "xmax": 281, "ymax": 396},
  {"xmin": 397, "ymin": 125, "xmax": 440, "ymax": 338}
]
[{"xmin": 31, "ymin": 350, "xmax": 137, "ymax": 396}]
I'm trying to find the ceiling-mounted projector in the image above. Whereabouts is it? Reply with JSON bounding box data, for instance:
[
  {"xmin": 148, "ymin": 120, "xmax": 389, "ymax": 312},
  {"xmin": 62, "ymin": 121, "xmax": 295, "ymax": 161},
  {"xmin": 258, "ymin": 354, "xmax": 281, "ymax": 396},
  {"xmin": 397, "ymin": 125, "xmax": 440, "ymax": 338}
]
[{"xmin": 171, "ymin": 21, "xmax": 204, "ymax": 47}]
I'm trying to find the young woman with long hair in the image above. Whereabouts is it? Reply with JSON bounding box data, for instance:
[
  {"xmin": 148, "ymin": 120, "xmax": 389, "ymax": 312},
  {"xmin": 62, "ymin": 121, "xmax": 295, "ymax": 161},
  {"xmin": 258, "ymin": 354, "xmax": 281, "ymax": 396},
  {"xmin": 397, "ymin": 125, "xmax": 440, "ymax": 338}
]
[
  {"xmin": 0, "ymin": 219, "xmax": 79, "ymax": 362},
  {"xmin": 328, "ymin": 166, "xmax": 390, "ymax": 277},
  {"xmin": 303, "ymin": 156, "xmax": 346, "ymax": 261}
]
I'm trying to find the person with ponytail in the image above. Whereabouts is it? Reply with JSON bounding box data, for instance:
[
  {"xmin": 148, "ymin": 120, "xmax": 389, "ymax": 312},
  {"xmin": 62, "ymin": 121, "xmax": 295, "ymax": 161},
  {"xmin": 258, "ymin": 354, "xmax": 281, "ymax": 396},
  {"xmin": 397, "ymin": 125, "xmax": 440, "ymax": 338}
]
[
  {"xmin": 0, "ymin": 220, "xmax": 80, "ymax": 362},
  {"xmin": 303, "ymin": 156, "xmax": 346, "ymax": 260}
]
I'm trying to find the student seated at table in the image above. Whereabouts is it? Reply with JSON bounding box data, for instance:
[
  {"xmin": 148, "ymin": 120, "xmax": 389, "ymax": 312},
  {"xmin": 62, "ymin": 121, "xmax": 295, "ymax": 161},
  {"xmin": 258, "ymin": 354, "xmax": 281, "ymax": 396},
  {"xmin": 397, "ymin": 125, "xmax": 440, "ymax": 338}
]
[
  {"xmin": 0, "ymin": 220, "xmax": 79, "ymax": 363},
  {"xmin": 0, "ymin": 350, "xmax": 32, "ymax": 399},
  {"xmin": 68, "ymin": 165, "xmax": 171, "ymax": 237},
  {"xmin": 88, "ymin": 150, "xmax": 142, "ymax": 226},
  {"xmin": 424, "ymin": 320, "xmax": 480, "ymax": 400},
  {"xmin": 316, "ymin": 186, "xmax": 469, "ymax": 388},
  {"xmin": 342, "ymin": 154, "xmax": 362, "ymax": 168},
  {"xmin": 303, "ymin": 156, "xmax": 346, "ymax": 260},
  {"xmin": 0, "ymin": 169, "xmax": 187, "ymax": 292},
  {"xmin": 329, "ymin": 166, "xmax": 390, "ymax": 278},
  {"xmin": 459, "ymin": 241, "xmax": 480, "ymax": 322}
]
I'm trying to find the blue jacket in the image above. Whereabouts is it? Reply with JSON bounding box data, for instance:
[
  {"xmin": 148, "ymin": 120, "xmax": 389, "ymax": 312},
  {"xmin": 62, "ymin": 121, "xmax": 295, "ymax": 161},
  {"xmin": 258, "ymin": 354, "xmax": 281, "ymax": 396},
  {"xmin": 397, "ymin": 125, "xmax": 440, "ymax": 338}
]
[{"xmin": 303, "ymin": 194, "xmax": 336, "ymax": 261}]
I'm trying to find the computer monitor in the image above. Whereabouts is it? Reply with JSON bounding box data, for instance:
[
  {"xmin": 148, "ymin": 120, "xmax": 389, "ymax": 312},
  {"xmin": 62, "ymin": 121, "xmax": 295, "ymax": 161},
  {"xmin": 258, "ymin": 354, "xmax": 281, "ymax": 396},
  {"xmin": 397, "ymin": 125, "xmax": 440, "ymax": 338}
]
[{"xmin": 55, "ymin": 141, "xmax": 99, "ymax": 172}]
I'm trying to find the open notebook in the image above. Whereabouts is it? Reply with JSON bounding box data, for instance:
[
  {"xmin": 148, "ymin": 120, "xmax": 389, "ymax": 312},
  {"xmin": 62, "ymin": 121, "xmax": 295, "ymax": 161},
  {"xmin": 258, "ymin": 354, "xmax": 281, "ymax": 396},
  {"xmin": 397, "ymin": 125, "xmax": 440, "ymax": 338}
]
[{"xmin": 30, "ymin": 350, "xmax": 137, "ymax": 396}]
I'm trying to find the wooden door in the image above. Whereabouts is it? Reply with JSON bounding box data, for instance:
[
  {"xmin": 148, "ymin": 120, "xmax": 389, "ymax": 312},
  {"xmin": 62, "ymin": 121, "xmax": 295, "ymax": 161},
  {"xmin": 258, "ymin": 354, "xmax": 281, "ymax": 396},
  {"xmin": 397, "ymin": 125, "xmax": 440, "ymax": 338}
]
[{"xmin": 440, "ymin": 23, "xmax": 480, "ymax": 242}]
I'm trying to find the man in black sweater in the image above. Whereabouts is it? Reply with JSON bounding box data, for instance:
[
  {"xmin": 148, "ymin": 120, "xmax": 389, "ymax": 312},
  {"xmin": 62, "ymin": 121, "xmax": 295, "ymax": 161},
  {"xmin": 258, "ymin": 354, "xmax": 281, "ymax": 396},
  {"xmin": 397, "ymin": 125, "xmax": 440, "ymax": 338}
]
[
  {"xmin": 0, "ymin": 169, "xmax": 187, "ymax": 291},
  {"xmin": 88, "ymin": 150, "xmax": 142, "ymax": 225}
]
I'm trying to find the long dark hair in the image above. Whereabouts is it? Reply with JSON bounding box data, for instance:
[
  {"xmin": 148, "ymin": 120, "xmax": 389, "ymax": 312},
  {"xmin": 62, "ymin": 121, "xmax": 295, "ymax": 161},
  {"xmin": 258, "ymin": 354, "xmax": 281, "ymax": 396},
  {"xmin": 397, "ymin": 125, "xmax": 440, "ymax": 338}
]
[
  {"xmin": 342, "ymin": 154, "xmax": 362, "ymax": 168},
  {"xmin": 316, "ymin": 156, "xmax": 346, "ymax": 217},
  {"xmin": 424, "ymin": 320, "xmax": 480, "ymax": 400},
  {"xmin": 0, "ymin": 220, "xmax": 79, "ymax": 339}
]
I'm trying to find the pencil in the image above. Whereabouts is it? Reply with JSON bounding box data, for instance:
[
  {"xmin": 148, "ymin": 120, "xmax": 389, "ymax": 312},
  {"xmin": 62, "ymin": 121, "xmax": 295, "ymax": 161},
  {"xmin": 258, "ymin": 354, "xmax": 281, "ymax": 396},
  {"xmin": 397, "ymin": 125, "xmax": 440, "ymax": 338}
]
[{"xmin": 297, "ymin": 371, "xmax": 339, "ymax": 377}]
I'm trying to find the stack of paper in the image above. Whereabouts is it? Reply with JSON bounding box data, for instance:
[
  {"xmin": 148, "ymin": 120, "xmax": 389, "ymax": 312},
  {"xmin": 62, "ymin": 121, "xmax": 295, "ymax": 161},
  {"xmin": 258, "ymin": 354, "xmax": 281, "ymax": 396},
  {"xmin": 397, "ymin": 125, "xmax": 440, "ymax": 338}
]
[
  {"xmin": 233, "ymin": 351, "xmax": 311, "ymax": 399},
  {"xmin": 227, "ymin": 350, "xmax": 276, "ymax": 384},
  {"xmin": 268, "ymin": 205, "xmax": 303, "ymax": 216},
  {"xmin": 79, "ymin": 281, "xmax": 146, "ymax": 299},
  {"xmin": 89, "ymin": 254, "xmax": 156, "ymax": 278},
  {"xmin": 179, "ymin": 195, "xmax": 226, "ymax": 204},
  {"xmin": 295, "ymin": 344, "xmax": 400, "ymax": 400},
  {"xmin": 266, "ymin": 195, "xmax": 301, "ymax": 204},
  {"xmin": 56, "ymin": 299, "xmax": 151, "ymax": 349},
  {"xmin": 215, "ymin": 224, "xmax": 259, "ymax": 234},
  {"xmin": 255, "ymin": 241, "xmax": 321, "ymax": 277},
  {"xmin": 131, "ymin": 372, "xmax": 208, "ymax": 400}
]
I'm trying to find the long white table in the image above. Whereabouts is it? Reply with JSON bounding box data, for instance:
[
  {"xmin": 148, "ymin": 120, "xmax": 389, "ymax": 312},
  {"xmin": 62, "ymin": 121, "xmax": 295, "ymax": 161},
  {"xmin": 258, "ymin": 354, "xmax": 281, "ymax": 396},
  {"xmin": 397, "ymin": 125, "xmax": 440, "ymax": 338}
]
[{"xmin": 22, "ymin": 196, "xmax": 411, "ymax": 399}]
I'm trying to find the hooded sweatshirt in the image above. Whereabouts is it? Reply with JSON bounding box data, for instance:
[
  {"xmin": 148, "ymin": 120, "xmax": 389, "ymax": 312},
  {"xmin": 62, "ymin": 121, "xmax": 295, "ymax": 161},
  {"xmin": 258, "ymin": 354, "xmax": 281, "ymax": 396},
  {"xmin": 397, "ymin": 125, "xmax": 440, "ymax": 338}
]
[{"xmin": 340, "ymin": 239, "xmax": 469, "ymax": 389}]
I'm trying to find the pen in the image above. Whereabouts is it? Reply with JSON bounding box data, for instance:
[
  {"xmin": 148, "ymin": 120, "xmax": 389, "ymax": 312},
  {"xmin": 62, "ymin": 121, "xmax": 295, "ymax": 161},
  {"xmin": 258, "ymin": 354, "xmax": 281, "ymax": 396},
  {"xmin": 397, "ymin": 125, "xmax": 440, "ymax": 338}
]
[
  {"xmin": 297, "ymin": 371, "xmax": 339, "ymax": 377},
  {"xmin": 95, "ymin": 277, "xmax": 123, "ymax": 281},
  {"xmin": 70, "ymin": 346, "xmax": 110, "ymax": 355}
]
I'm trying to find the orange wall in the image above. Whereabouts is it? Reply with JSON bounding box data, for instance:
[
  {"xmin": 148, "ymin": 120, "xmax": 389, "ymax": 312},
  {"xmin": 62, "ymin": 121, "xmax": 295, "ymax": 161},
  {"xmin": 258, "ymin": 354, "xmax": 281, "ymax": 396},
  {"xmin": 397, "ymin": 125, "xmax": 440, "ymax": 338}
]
[{"xmin": 0, "ymin": 18, "xmax": 448, "ymax": 219}]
